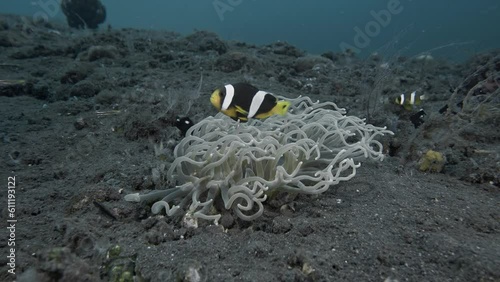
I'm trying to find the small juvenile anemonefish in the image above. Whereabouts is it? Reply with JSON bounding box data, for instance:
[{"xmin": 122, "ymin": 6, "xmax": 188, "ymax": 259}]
[
  {"xmin": 174, "ymin": 116, "xmax": 194, "ymax": 136},
  {"xmin": 210, "ymin": 82, "xmax": 291, "ymax": 122},
  {"xmin": 394, "ymin": 91, "xmax": 426, "ymax": 111}
]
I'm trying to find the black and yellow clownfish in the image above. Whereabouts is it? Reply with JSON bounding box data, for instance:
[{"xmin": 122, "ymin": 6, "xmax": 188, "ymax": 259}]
[
  {"xmin": 394, "ymin": 91, "xmax": 426, "ymax": 111},
  {"xmin": 210, "ymin": 82, "xmax": 291, "ymax": 122}
]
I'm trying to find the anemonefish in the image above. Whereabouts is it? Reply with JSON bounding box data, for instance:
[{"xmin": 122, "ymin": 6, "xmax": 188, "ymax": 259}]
[
  {"xmin": 395, "ymin": 91, "xmax": 426, "ymax": 111},
  {"xmin": 210, "ymin": 83, "xmax": 291, "ymax": 122},
  {"xmin": 174, "ymin": 116, "xmax": 194, "ymax": 136},
  {"xmin": 409, "ymin": 109, "xmax": 426, "ymax": 128}
]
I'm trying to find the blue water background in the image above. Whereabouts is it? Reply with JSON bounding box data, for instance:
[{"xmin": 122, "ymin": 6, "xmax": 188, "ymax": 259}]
[{"xmin": 1, "ymin": 0, "xmax": 499, "ymax": 60}]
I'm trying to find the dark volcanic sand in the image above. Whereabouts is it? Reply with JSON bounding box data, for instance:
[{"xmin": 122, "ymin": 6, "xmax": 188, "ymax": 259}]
[{"xmin": 0, "ymin": 14, "xmax": 499, "ymax": 282}]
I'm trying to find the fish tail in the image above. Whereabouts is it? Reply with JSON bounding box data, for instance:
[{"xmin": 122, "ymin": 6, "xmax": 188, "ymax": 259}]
[{"xmin": 275, "ymin": 100, "xmax": 291, "ymax": 116}]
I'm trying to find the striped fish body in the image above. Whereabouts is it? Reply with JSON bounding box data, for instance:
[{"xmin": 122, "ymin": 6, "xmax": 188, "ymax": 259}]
[
  {"xmin": 210, "ymin": 82, "xmax": 290, "ymax": 122},
  {"xmin": 395, "ymin": 91, "xmax": 425, "ymax": 111}
]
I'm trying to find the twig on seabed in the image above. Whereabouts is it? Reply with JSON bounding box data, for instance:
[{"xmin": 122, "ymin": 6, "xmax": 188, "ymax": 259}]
[{"xmin": 0, "ymin": 79, "xmax": 25, "ymax": 86}]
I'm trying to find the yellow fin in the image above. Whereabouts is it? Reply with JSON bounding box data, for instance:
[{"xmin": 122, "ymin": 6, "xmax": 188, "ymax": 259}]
[
  {"xmin": 235, "ymin": 105, "xmax": 248, "ymax": 115},
  {"xmin": 403, "ymin": 104, "xmax": 413, "ymax": 111}
]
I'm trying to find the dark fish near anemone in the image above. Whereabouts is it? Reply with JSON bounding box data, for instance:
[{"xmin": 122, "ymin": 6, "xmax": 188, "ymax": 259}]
[{"xmin": 175, "ymin": 116, "xmax": 194, "ymax": 136}]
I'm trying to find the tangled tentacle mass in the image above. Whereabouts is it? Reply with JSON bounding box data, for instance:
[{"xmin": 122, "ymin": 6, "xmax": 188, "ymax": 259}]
[{"xmin": 125, "ymin": 96, "xmax": 393, "ymax": 222}]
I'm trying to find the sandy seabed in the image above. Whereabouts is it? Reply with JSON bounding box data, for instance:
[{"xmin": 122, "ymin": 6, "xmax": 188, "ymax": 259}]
[{"xmin": 0, "ymin": 14, "xmax": 499, "ymax": 282}]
